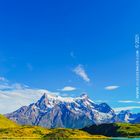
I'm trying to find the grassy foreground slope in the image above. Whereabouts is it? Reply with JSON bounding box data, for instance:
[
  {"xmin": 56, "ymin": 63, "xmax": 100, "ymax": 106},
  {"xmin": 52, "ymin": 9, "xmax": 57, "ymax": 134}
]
[
  {"xmin": 43, "ymin": 128, "xmax": 107, "ymax": 139},
  {"xmin": 0, "ymin": 126, "xmax": 107, "ymax": 139},
  {"xmin": 82, "ymin": 123, "xmax": 140, "ymax": 137},
  {"xmin": 0, "ymin": 114, "xmax": 18, "ymax": 128},
  {"xmin": 0, "ymin": 114, "xmax": 106, "ymax": 139}
]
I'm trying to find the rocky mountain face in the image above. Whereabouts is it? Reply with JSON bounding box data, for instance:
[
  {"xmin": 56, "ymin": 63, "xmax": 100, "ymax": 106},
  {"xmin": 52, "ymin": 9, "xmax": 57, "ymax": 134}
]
[
  {"xmin": 117, "ymin": 110, "xmax": 134, "ymax": 122},
  {"xmin": 5, "ymin": 93, "xmax": 117, "ymax": 128},
  {"xmin": 116, "ymin": 110, "xmax": 140, "ymax": 123},
  {"xmin": 5, "ymin": 93, "xmax": 140, "ymax": 128}
]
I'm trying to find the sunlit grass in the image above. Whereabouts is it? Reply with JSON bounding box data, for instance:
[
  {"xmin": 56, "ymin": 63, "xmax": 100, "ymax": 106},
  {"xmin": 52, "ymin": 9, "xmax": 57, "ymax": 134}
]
[{"xmin": 0, "ymin": 115, "xmax": 107, "ymax": 139}]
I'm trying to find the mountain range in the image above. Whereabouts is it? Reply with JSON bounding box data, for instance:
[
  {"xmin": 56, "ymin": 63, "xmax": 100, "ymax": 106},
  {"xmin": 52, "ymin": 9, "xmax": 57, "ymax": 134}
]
[{"xmin": 5, "ymin": 93, "xmax": 140, "ymax": 128}]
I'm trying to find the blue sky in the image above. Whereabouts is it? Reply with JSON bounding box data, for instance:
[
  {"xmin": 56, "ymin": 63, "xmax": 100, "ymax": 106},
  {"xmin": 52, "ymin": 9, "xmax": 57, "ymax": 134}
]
[{"xmin": 0, "ymin": 0, "xmax": 140, "ymax": 113}]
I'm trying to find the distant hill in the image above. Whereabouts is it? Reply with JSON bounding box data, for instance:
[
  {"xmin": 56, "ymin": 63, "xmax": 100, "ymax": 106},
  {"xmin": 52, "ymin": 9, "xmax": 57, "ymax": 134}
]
[{"xmin": 82, "ymin": 123, "xmax": 140, "ymax": 137}]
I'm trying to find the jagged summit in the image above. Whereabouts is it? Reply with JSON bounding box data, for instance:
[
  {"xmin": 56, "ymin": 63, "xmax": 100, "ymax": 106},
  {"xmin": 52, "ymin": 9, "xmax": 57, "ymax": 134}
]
[
  {"xmin": 80, "ymin": 93, "xmax": 89, "ymax": 98},
  {"xmin": 38, "ymin": 92, "xmax": 90, "ymax": 104}
]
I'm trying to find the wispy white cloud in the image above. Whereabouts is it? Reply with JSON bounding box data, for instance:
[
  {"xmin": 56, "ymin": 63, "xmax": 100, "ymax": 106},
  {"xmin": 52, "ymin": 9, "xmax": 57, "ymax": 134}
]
[
  {"xmin": 0, "ymin": 84, "xmax": 12, "ymax": 90},
  {"xmin": 0, "ymin": 77, "xmax": 8, "ymax": 82},
  {"xmin": 61, "ymin": 86, "xmax": 76, "ymax": 91},
  {"xmin": 73, "ymin": 65, "xmax": 90, "ymax": 82},
  {"xmin": 118, "ymin": 100, "xmax": 140, "ymax": 104},
  {"xmin": 0, "ymin": 79, "xmax": 59, "ymax": 114},
  {"xmin": 105, "ymin": 86, "xmax": 119, "ymax": 90},
  {"xmin": 0, "ymin": 82, "xmax": 26, "ymax": 90},
  {"xmin": 118, "ymin": 100, "xmax": 135, "ymax": 103},
  {"xmin": 113, "ymin": 106, "xmax": 140, "ymax": 112}
]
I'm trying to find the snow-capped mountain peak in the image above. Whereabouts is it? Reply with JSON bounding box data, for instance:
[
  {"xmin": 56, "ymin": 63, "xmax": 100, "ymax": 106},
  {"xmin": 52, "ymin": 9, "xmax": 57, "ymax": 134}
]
[
  {"xmin": 37, "ymin": 92, "xmax": 92, "ymax": 106},
  {"xmin": 5, "ymin": 92, "xmax": 140, "ymax": 129},
  {"xmin": 6, "ymin": 93, "xmax": 117, "ymax": 128}
]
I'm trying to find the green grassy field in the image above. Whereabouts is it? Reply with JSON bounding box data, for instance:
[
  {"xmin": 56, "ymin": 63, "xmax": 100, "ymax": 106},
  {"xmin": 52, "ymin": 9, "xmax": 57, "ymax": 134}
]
[
  {"xmin": 117, "ymin": 123, "xmax": 140, "ymax": 137},
  {"xmin": 0, "ymin": 114, "xmax": 106, "ymax": 139}
]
